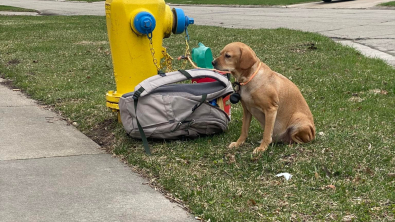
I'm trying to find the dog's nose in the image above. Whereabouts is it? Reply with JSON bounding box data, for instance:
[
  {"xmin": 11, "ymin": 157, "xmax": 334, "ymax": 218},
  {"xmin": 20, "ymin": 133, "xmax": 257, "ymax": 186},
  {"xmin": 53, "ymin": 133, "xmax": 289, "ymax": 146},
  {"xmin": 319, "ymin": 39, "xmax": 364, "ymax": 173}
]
[{"xmin": 212, "ymin": 60, "xmax": 216, "ymax": 66}]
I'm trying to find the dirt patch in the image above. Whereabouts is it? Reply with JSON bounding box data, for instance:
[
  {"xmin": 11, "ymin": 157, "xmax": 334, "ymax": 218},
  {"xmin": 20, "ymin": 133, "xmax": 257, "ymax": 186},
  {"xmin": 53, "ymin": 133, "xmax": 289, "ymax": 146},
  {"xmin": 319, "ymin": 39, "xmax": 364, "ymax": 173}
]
[
  {"xmin": 86, "ymin": 118, "xmax": 117, "ymax": 152},
  {"xmin": 291, "ymin": 42, "xmax": 317, "ymax": 53},
  {"xmin": 0, "ymin": 78, "xmax": 17, "ymax": 89},
  {"xmin": 7, "ymin": 58, "xmax": 20, "ymax": 65}
]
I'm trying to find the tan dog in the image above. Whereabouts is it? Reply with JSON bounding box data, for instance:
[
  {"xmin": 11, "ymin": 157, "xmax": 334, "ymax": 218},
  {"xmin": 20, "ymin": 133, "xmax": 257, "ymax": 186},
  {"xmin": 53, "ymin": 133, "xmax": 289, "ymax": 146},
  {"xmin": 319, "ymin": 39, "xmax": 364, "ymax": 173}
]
[{"xmin": 212, "ymin": 42, "xmax": 315, "ymax": 154}]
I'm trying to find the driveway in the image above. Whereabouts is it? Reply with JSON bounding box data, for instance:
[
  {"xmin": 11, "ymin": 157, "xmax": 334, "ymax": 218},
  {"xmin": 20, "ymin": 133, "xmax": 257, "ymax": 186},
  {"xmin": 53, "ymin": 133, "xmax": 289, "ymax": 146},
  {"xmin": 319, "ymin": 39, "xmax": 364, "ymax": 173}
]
[{"xmin": 0, "ymin": 0, "xmax": 394, "ymax": 66}]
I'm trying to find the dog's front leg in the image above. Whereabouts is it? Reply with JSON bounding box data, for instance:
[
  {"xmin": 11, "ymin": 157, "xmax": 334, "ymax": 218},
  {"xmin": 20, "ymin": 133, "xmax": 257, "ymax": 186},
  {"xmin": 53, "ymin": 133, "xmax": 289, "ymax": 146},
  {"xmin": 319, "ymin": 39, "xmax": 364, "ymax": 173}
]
[
  {"xmin": 253, "ymin": 106, "xmax": 277, "ymax": 154},
  {"xmin": 229, "ymin": 102, "xmax": 252, "ymax": 149}
]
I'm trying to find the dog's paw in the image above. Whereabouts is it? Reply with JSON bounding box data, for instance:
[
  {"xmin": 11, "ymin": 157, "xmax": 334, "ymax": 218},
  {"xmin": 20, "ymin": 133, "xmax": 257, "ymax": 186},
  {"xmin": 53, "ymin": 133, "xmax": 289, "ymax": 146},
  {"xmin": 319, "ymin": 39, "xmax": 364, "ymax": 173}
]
[
  {"xmin": 228, "ymin": 142, "xmax": 240, "ymax": 149},
  {"xmin": 253, "ymin": 147, "xmax": 267, "ymax": 154}
]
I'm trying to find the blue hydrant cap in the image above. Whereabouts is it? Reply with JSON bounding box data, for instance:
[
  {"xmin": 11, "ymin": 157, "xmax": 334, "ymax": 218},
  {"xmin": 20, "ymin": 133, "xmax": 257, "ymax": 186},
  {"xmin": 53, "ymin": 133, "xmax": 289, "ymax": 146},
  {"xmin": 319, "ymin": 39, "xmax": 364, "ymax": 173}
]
[
  {"xmin": 172, "ymin": 8, "xmax": 194, "ymax": 34},
  {"xmin": 133, "ymin": 11, "xmax": 156, "ymax": 35}
]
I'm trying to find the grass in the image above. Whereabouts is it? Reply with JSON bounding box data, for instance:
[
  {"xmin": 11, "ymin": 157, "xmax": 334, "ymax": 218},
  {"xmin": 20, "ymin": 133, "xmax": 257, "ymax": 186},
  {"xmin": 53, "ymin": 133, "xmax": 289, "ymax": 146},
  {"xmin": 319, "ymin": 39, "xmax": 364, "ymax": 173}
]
[
  {"xmin": 379, "ymin": 1, "xmax": 395, "ymax": 7},
  {"xmin": 1, "ymin": 15, "xmax": 395, "ymax": 221},
  {"xmin": 0, "ymin": 5, "xmax": 37, "ymax": 12}
]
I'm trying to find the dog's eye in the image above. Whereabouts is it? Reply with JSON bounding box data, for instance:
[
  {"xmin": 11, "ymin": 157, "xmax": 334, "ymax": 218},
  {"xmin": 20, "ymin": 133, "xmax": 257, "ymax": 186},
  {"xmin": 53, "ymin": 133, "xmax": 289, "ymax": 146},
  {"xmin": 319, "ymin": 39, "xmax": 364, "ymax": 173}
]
[{"xmin": 225, "ymin": 54, "xmax": 231, "ymax": 58}]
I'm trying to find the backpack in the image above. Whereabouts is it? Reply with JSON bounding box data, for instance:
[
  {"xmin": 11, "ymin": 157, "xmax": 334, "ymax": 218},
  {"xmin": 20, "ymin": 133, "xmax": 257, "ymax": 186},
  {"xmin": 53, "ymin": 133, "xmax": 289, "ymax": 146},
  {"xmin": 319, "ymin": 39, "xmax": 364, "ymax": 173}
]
[{"xmin": 119, "ymin": 69, "xmax": 234, "ymax": 154}]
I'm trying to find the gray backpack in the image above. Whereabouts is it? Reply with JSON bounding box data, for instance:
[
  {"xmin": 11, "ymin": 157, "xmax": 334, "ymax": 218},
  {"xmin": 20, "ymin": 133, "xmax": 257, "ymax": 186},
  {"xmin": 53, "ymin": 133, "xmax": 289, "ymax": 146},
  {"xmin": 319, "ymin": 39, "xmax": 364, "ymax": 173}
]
[{"xmin": 119, "ymin": 69, "xmax": 234, "ymax": 154}]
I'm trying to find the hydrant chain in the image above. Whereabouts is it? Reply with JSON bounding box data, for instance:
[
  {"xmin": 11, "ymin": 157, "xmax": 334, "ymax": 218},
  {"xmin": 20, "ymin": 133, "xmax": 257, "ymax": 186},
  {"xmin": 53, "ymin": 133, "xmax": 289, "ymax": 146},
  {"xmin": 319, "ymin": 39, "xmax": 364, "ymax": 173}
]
[
  {"xmin": 185, "ymin": 28, "xmax": 190, "ymax": 41},
  {"xmin": 148, "ymin": 34, "xmax": 161, "ymax": 71},
  {"xmin": 147, "ymin": 32, "xmax": 153, "ymax": 40},
  {"xmin": 162, "ymin": 50, "xmax": 174, "ymax": 73},
  {"xmin": 181, "ymin": 30, "xmax": 191, "ymax": 70}
]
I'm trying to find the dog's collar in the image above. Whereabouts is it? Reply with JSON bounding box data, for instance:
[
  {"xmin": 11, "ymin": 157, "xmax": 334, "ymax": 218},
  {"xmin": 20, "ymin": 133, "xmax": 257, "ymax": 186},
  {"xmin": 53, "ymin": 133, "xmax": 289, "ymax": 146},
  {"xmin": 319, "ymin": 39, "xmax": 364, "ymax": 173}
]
[
  {"xmin": 239, "ymin": 62, "xmax": 261, "ymax": 86},
  {"xmin": 232, "ymin": 82, "xmax": 241, "ymax": 92}
]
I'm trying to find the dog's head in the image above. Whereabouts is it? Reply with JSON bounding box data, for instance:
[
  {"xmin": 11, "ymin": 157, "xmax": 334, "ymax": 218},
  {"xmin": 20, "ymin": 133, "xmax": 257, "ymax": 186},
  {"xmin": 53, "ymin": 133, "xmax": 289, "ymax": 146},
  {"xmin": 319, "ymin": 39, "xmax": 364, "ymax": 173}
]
[{"xmin": 212, "ymin": 42, "xmax": 258, "ymax": 81}]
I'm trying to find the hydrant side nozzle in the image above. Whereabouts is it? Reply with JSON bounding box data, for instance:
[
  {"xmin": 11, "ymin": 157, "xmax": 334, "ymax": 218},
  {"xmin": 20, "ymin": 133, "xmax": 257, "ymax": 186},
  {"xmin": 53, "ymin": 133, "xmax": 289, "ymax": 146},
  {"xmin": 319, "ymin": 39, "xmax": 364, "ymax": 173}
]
[{"xmin": 171, "ymin": 8, "xmax": 194, "ymax": 34}]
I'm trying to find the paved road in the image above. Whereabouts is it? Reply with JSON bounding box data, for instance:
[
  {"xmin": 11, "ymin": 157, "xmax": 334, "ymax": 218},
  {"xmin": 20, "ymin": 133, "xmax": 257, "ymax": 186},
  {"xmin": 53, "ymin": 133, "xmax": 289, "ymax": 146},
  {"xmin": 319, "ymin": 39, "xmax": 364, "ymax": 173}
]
[{"xmin": 1, "ymin": 0, "xmax": 394, "ymax": 67}]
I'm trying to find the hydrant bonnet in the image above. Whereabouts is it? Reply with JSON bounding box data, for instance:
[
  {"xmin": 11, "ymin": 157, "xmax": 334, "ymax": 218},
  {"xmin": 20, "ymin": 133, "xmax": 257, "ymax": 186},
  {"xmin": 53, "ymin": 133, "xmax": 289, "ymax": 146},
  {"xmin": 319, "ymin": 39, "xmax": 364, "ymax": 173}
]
[{"xmin": 133, "ymin": 11, "xmax": 156, "ymax": 35}]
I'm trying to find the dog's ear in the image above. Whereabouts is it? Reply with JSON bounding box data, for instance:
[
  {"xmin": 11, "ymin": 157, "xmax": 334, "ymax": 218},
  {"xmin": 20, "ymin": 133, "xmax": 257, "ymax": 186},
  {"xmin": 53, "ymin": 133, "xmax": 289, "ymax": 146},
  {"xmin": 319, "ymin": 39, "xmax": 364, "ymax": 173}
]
[{"xmin": 239, "ymin": 45, "xmax": 257, "ymax": 70}]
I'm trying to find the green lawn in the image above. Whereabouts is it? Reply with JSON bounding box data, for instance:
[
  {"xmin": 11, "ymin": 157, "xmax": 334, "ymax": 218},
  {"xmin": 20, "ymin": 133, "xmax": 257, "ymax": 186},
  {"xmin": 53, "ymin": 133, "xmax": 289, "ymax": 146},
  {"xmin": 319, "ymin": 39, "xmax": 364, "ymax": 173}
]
[
  {"xmin": 379, "ymin": 1, "xmax": 395, "ymax": 7},
  {"xmin": 0, "ymin": 5, "xmax": 37, "ymax": 12},
  {"xmin": 1, "ymin": 16, "xmax": 394, "ymax": 221}
]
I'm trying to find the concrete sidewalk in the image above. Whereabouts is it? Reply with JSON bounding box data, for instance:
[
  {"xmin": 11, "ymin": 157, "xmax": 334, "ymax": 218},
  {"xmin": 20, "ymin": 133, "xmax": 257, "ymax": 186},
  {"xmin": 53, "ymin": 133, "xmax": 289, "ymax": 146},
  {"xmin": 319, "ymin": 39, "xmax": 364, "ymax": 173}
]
[{"xmin": 0, "ymin": 78, "xmax": 195, "ymax": 221}]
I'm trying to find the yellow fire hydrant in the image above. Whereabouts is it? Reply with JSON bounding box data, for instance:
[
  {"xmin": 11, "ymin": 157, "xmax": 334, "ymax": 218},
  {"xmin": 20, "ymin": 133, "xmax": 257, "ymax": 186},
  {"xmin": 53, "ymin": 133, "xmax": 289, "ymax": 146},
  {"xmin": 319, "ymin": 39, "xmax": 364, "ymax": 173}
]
[{"xmin": 105, "ymin": 0, "xmax": 194, "ymax": 112}]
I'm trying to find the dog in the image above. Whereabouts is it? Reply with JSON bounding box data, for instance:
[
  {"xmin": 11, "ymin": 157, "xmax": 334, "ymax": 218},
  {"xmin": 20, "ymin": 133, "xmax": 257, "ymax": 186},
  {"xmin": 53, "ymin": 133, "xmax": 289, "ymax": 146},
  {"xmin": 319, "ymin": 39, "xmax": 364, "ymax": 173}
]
[{"xmin": 212, "ymin": 42, "xmax": 315, "ymax": 154}]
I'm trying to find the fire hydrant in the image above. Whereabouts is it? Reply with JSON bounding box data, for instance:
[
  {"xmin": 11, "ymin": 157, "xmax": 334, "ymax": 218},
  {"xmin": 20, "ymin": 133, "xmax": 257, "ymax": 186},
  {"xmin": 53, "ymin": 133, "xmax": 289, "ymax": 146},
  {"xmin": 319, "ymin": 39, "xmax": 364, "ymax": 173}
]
[{"xmin": 105, "ymin": 0, "xmax": 194, "ymax": 112}]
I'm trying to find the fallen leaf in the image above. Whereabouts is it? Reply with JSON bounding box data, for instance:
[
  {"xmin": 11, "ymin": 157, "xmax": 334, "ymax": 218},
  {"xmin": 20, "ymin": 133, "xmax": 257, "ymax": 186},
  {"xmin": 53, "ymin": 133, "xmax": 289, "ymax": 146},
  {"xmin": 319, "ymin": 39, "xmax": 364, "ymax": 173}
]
[
  {"xmin": 365, "ymin": 167, "xmax": 374, "ymax": 176},
  {"xmin": 387, "ymin": 173, "xmax": 395, "ymax": 178},
  {"xmin": 342, "ymin": 214, "xmax": 356, "ymax": 222},
  {"xmin": 315, "ymin": 172, "xmax": 320, "ymax": 179},
  {"xmin": 370, "ymin": 207, "xmax": 381, "ymax": 211},
  {"xmin": 326, "ymin": 185, "xmax": 336, "ymax": 190},
  {"xmin": 353, "ymin": 176, "xmax": 361, "ymax": 183},
  {"xmin": 369, "ymin": 89, "xmax": 381, "ymax": 94},
  {"xmin": 226, "ymin": 154, "xmax": 236, "ymax": 164},
  {"xmin": 248, "ymin": 199, "xmax": 257, "ymax": 206},
  {"xmin": 380, "ymin": 90, "xmax": 388, "ymax": 95},
  {"xmin": 348, "ymin": 96, "xmax": 364, "ymax": 102},
  {"xmin": 369, "ymin": 89, "xmax": 388, "ymax": 95}
]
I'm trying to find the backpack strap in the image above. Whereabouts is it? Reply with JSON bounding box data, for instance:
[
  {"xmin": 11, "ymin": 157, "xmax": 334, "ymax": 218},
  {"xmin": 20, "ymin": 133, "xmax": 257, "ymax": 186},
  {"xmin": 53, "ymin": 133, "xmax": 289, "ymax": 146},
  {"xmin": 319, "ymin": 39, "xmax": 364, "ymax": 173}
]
[
  {"xmin": 178, "ymin": 69, "xmax": 192, "ymax": 79},
  {"xmin": 192, "ymin": 94, "xmax": 207, "ymax": 112},
  {"xmin": 171, "ymin": 93, "xmax": 207, "ymax": 132},
  {"xmin": 134, "ymin": 69, "xmax": 230, "ymax": 98},
  {"xmin": 132, "ymin": 88, "xmax": 151, "ymax": 155}
]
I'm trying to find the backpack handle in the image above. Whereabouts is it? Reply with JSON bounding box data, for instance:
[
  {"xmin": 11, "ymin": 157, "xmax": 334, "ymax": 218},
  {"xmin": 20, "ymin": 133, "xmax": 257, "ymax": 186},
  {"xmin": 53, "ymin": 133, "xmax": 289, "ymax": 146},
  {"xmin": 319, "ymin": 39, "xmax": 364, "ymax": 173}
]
[{"xmin": 133, "ymin": 69, "xmax": 230, "ymax": 98}]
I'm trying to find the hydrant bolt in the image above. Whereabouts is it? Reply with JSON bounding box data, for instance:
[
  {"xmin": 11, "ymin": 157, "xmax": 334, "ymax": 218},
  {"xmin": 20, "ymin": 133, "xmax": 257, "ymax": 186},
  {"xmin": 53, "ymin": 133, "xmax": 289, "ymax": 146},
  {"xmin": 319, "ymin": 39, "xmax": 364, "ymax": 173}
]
[{"xmin": 143, "ymin": 20, "xmax": 152, "ymax": 28}]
